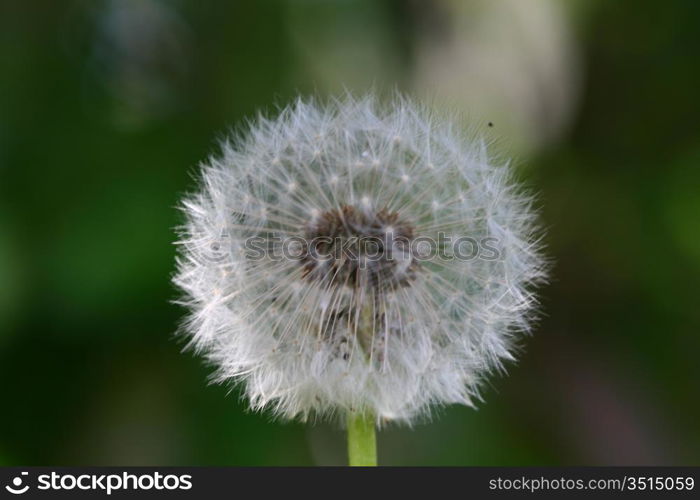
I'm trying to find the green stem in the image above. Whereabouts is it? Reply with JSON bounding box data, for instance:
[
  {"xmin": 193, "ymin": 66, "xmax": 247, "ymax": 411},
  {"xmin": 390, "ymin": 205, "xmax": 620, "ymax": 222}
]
[{"xmin": 346, "ymin": 410, "xmax": 377, "ymax": 466}]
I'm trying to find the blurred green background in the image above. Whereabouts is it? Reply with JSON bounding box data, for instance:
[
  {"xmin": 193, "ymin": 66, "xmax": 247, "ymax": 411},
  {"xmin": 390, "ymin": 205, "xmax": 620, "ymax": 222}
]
[{"xmin": 1, "ymin": 0, "xmax": 699, "ymax": 465}]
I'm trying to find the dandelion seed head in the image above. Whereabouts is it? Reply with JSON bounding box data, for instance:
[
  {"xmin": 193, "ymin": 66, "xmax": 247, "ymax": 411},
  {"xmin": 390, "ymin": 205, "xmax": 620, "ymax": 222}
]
[{"xmin": 173, "ymin": 94, "xmax": 546, "ymax": 424}]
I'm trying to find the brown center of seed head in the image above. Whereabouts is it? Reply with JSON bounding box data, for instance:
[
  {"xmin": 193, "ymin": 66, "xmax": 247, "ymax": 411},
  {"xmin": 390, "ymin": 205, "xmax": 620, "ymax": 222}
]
[{"xmin": 301, "ymin": 204, "xmax": 418, "ymax": 291}]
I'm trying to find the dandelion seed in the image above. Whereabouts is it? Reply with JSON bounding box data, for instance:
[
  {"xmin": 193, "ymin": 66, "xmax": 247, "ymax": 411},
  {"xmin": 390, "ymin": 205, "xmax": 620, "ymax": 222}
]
[{"xmin": 173, "ymin": 94, "xmax": 546, "ymax": 464}]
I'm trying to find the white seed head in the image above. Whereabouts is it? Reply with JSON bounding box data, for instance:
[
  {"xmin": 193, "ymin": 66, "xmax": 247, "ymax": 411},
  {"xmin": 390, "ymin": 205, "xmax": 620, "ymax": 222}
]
[{"xmin": 173, "ymin": 94, "xmax": 546, "ymax": 424}]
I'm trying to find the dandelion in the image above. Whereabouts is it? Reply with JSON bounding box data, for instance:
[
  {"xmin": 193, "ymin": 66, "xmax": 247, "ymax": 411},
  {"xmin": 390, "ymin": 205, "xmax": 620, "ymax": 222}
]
[{"xmin": 173, "ymin": 94, "xmax": 546, "ymax": 465}]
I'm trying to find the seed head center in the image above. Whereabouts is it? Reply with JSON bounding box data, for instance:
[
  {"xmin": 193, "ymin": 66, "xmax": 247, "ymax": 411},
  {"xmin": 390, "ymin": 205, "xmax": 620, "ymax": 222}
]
[{"xmin": 301, "ymin": 205, "xmax": 417, "ymax": 291}]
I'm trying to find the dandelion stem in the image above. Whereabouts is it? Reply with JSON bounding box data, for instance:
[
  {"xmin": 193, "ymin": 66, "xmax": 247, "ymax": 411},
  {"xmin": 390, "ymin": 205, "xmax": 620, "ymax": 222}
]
[{"xmin": 347, "ymin": 410, "xmax": 377, "ymax": 466}]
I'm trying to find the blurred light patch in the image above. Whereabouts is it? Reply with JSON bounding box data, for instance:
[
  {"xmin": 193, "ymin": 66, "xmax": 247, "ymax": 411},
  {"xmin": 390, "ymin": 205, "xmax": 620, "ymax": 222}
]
[
  {"xmin": 411, "ymin": 0, "xmax": 582, "ymax": 154},
  {"xmin": 89, "ymin": 0, "xmax": 192, "ymax": 128},
  {"xmin": 663, "ymin": 148, "xmax": 700, "ymax": 265},
  {"xmin": 286, "ymin": 0, "xmax": 405, "ymax": 92}
]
